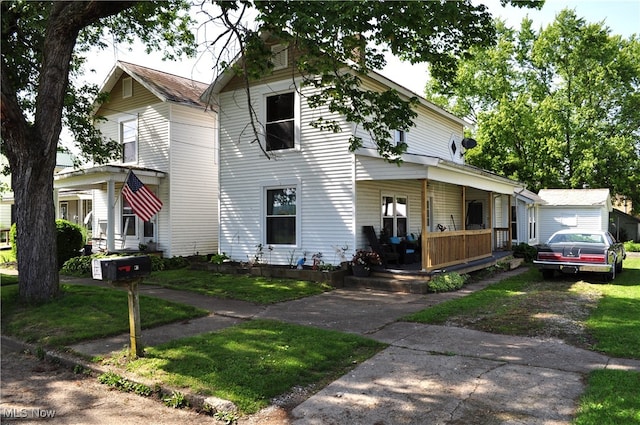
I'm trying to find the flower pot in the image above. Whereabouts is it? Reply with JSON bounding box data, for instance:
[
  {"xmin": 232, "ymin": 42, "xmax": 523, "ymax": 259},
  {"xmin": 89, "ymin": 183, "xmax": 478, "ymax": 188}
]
[{"xmin": 352, "ymin": 264, "xmax": 371, "ymax": 277}]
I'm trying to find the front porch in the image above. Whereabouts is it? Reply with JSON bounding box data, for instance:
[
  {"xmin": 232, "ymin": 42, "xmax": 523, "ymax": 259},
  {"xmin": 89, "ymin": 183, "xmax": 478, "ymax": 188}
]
[{"xmin": 344, "ymin": 250, "xmax": 517, "ymax": 294}]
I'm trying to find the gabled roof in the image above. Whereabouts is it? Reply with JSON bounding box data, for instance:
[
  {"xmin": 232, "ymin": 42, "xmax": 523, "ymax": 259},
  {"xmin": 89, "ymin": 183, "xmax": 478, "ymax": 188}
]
[
  {"xmin": 98, "ymin": 61, "xmax": 212, "ymax": 110},
  {"xmin": 200, "ymin": 43, "xmax": 468, "ymax": 128},
  {"xmin": 538, "ymin": 189, "xmax": 611, "ymax": 208}
]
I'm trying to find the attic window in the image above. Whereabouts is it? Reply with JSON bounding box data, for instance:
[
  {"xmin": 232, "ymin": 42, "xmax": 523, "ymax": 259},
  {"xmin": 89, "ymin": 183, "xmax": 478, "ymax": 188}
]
[
  {"xmin": 271, "ymin": 44, "xmax": 288, "ymax": 71},
  {"xmin": 122, "ymin": 77, "xmax": 133, "ymax": 98}
]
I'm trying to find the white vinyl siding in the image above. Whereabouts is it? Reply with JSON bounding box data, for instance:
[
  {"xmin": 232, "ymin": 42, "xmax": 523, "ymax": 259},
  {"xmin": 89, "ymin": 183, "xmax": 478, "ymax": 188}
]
[
  {"xmin": 217, "ymin": 81, "xmax": 355, "ymax": 265},
  {"xmin": 356, "ymin": 77, "xmax": 465, "ymax": 163},
  {"xmin": 538, "ymin": 207, "xmax": 607, "ymax": 243},
  {"xmin": 167, "ymin": 106, "xmax": 218, "ymax": 257},
  {"xmin": 92, "ymin": 72, "xmax": 217, "ymax": 257}
]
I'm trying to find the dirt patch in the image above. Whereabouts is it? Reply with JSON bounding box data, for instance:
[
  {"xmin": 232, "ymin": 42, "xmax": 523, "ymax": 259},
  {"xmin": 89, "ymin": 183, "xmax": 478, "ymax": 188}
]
[{"xmin": 444, "ymin": 279, "xmax": 603, "ymax": 349}]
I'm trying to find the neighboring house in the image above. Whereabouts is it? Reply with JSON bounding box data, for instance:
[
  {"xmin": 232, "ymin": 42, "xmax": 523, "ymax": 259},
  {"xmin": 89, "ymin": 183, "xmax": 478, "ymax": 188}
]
[
  {"xmin": 512, "ymin": 188, "xmax": 543, "ymax": 246},
  {"xmin": 54, "ymin": 61, "xmax": 217, "ymax": 257},
  {"xmin": 610, "ymin": 209, "xmax": 640, "ymax": 242},
  {"xmin": 537, "ymin": 188, "xmax": 612, "ymax": 243},
  {"xmin": 203, "ymin": 41, "xmax": 524, "ymax": 271},
  {"xmin": 0, "ymin": 152, "xmax": 91, "ymax": 248}
]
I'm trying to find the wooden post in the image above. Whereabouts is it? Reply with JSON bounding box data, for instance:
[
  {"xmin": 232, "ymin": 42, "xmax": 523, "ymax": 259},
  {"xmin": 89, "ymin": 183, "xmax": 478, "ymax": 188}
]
[
  {"xmin": 421, "ymin": 179, "xmax": 428, "ymax": 271},
  {"xmin": 128, "ymin": 278, "xmax": 143, "ymax": 358},
  {"xmin": 115, "ymin": 277, "xmax": 144, "ymax": 358}
]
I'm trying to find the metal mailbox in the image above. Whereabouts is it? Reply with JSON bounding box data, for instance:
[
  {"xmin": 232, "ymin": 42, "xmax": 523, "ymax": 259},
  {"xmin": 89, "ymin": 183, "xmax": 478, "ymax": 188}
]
[{"xmin": 92, "ymin": 256, "xmax": 151, "ymax": 282}]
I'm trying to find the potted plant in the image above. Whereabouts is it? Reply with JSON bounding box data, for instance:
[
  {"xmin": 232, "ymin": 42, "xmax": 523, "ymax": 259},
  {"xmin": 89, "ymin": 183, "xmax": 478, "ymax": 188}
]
[{"xmin": 350, "ymin": 250, "xmax": 382, "ymax": 277}]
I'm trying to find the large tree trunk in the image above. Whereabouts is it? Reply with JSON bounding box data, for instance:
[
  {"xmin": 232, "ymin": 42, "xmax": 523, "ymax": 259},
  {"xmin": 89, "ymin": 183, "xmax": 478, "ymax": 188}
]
[
  {"xmin": 2, "ymin": 2, "xmax": 135, "ymax": 303},
  {"xmin": 13, "ymin": 141, "xmax": 60, "ymax": 302}
]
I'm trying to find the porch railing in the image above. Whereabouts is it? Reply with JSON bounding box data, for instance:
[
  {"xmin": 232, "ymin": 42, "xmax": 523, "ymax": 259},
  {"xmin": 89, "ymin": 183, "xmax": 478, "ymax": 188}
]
[
  {"xmin": 494, "ymin": 227, "xmax": 512, "ymax": 250},
  {"xmin": 423, "ymin": 229, "xmax": 492, "ymax": 270}
]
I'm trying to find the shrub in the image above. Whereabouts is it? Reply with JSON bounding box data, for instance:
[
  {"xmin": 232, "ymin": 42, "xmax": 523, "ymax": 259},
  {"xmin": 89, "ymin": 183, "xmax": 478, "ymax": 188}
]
[
  {"xmin": 60, "ymin": 256, "xmax": 94, "ymax": 276},
  {"xmin": 209, "ymin": 252, "xmax": 230, "ymax": 265},
  {"xmin": 427, "ymin": 272, "xmax": 468, "ymax": 293},
  {"xmin": 161, "ymin": 256, "xmax": 189, "ymax": 270},
  {"xmin": 9, "ymin": 223, "xmax": 17, "ymax": 258},
  {"xmin": 624, "ymin": 241, "xmax": 640, "ymax": 252},
  {"xmin": 56, "ymin": 219, "xmax": 85, "ymax": 269},
  {"xmin": 512, "ymin": 243, "xmax": 537, "ymax": 263}
]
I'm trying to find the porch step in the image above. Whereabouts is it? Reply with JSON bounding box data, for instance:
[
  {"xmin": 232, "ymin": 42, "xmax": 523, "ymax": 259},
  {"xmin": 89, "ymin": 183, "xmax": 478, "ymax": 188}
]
[{"xmin": 343, "ymin": 275, "xmax": 429, "ymax": 294}]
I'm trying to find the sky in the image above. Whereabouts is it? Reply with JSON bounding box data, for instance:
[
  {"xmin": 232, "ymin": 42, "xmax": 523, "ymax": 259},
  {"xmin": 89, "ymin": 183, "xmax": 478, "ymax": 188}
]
[
  {"xmin": 64, "ymin": 1, "xmax": 638, "ymax": 151},
  {"xmin": 81, "ymin": 0, "xmax": 640, "ymax": 96}
]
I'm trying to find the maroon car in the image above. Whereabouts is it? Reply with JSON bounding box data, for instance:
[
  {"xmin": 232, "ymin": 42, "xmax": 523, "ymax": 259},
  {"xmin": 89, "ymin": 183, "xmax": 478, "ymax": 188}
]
[{"xmin": 533, "ymin": 229, "xmax": 626, "ymax": 281}]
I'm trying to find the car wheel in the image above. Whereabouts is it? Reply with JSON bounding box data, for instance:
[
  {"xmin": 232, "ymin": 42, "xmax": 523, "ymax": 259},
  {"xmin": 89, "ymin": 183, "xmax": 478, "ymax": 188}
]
[
  {"xmin": 542, "ymin": 269, "xmax": 554, "ymax": 279},
  {"xmin": 616, "ymin": 260, "xmax": 623, "ymax": 274}
]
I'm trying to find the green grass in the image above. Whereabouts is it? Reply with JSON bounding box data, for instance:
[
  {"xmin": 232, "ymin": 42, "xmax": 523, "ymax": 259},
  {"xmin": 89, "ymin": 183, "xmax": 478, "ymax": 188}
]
[
  {"xmin": 573, "ymin": 370, "xmax": 640, "ymax": 425},
  {"xmin": 143, "ymin": 268, "xmax": 333, "ymax": 304},
  {"xmin": 405, "ymin": 259, "xmax": 640, "ymax": 359},
  {"xmin": 1, "ymin": 273, "xmax": 18, "ymax": 286},
  {"xmin": 1, "ymin": 284, "xmax": 208, "ymax": 346},
  {"xmin": 126, "ymin": 319, "xmax": 386, "ymax": 414}
]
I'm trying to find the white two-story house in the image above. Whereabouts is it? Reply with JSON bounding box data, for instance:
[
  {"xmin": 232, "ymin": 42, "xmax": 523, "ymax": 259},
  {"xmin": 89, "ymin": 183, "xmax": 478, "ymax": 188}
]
[
  {"xmin": 203, "ymin": 41, "xmax": 524, "ymax": 271},
  {"xmin": 54, "ymin": 61, "xmax": 218, "ymax": 257}
]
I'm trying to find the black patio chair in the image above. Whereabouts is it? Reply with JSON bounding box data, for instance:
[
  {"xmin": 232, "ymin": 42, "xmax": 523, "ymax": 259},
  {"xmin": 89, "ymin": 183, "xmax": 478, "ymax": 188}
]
[{"xmin": 362, "ymin": 226, "xmax": 400, "ymax": 267}]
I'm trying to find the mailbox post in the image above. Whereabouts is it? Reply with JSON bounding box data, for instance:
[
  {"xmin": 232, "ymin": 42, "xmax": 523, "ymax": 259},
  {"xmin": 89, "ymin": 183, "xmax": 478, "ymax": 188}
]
[{"xmin": 92, "ymin": 256, "xmax": 151, "ymax": 358}]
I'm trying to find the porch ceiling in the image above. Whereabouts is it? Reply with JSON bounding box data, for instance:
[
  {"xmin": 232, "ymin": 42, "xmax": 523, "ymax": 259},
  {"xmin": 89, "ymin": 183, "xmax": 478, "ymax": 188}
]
[
  {"xmin": 355, "ymin": 149, "xmax": 522, "ymax": 195},
  {"xmin": 53, "ymin": 165, "xmax": 166, "ymax": 190}
]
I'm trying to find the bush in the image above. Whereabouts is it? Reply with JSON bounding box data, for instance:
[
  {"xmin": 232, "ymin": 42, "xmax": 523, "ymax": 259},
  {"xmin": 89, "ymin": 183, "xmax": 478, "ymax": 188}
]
[
  {"xmin": 56, "ymin": 219, "xmax": 85, "ymax": 269},
  {"xmin": 162, "ymin": 256, "xmax": 189, "ymax": 270},
  {"xmin": 512, "ymin": 243, "xmax": 537, "ymax": 262},
  {"xmin": 10, "ymin": 220, "xmax": 85, "ymax": 269},
  {"xmin": 9, "ymin": 223, "xmax": 17, "ymax": 258},
  {"xmin": 60, "ymin": 256, "xmax": 95, "ymax": 276},
  {"xmin": 624, "ymin": 241, "xmax": 640, "ymax": 252},
  {"xmin": 427, "ymin": 272, "xmax": 468, "ymax": 293}
]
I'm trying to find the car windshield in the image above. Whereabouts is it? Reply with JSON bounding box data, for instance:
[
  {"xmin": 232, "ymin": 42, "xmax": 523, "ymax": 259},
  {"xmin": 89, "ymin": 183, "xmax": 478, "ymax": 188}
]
[{"xmin": 548, "ymin": 233, "xmax": 604, "ymax": 244}]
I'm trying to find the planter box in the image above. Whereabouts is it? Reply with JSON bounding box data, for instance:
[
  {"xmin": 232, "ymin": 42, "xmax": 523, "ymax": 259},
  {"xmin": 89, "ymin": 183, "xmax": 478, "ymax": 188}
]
[{"xmin": 193, "ymin": 262, "xmax": 348, "ymax": 287}]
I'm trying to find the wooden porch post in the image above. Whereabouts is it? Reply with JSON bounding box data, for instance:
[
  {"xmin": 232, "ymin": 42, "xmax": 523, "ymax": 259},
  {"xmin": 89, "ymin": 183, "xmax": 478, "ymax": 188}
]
[
  {"xmin": 488, "ymin": 191, "xmax": 493, "ymax": 250},
  {"xmin": 462, "ymin": 186, "xmax": 466, "ymax": 257},
  {"xmin": 507, "ymin": 194, "xmax": 513, "ymax": 249},
  {"xmin": 421, "ymin": 179, "xmax": 428, "ymax": 271}
]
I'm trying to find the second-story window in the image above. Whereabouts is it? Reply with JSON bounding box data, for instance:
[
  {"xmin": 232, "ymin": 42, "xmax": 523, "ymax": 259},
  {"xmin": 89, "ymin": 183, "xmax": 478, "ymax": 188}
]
[
  {"xmin": 266, "ymin": 92, "xmax": 295, "ymax": 151},
  {"xmin": 121, "ymin": 119, "xmax": 137, "ymax": 163},
  {"xmin": 394, "ymin": 130, "xmax": 406, "ymax": 146}
]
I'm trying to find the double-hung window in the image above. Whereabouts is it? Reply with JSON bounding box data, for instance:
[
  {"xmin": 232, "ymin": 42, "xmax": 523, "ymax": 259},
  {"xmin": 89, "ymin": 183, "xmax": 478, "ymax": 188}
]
[
  {"xmin": 394, "ymin": 130, "xmax": 406, "ymax": 146},
  {"xmin": 121, "ymin": 119, "xmax": 137, "ymax": 163},
  {"xmin": 266, "ymin": 187, "xmax": 297, "ymax": 245},
  {"xmin": 382, "ymin": 195, "xmax": 408, "ymax": 237},
  {"xmin": 265, "ymin": 92, "xmax": 295, "ymax": 151}
]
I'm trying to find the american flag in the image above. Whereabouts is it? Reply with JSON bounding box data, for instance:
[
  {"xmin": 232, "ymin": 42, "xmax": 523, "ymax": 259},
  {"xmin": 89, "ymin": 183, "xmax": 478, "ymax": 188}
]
[{"xmin": 122, "ymin": 171, "xmax": 163, "ymax": 222}]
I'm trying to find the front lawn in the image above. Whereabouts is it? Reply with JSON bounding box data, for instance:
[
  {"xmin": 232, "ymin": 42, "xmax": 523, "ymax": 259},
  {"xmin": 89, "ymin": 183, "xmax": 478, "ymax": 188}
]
[
  {"xmin": 1, "ymin": 283, "xmax": 208, "ymax": 347},
  {"xmin": 126, "ymin": 319, "xmax": 386, "ymax": 414},
  {"xmin": 405, "ymin": 259, "xmax": 640, "ymax": 360},
  {"xmin": 143, "ymin": 268, "xmax": 333, "ymax": 304}
]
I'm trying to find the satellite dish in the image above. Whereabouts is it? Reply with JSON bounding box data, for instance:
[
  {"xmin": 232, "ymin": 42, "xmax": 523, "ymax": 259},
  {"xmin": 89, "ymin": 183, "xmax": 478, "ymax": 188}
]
[{"xmin": 461, "ymin": 138, "xmax": 477, "ymax": 149}]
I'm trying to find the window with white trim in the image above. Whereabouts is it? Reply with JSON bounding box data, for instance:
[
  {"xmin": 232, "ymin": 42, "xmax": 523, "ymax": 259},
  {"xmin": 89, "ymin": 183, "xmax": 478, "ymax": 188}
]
[
  {"xmin": 394, "ymin": 130, "xmax": 406, "ymax": 146},
  {"xmin": 265, "ymin": 186, "xmax": 297, "ymax": 245},
  {"xmin": 382, "ymin": 195, "xmax": 408, "ymax": 237},
  {"xmin": 265, "ymin": 92, "xmax": 295, "ymax": 151},
  {"xmin": 122, "ymin": 196, "xmax": 136, "ymax": 237},
  {"xmin": 121, "ymin": 119, "xmax": 137, "ymax": 163}
]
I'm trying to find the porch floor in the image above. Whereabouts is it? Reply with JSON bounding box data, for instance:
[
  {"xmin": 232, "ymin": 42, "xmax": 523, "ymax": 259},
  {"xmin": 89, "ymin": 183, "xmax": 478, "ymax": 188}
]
[{"xmin": 376, "ymin": 250, "xmax": 513, "ymax": 278}]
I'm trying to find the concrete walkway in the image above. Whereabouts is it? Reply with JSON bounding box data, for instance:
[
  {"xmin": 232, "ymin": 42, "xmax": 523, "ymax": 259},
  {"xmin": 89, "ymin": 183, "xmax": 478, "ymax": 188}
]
[{"xmin": 7, "ymin": 267, "xmax": 640, "ymax": 424}]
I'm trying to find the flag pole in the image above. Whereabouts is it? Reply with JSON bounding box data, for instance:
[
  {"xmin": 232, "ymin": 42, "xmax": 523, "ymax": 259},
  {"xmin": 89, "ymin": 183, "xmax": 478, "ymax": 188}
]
[{"xmin": 113, "ymin": 168, "xmax": 133, "ymax": 209}]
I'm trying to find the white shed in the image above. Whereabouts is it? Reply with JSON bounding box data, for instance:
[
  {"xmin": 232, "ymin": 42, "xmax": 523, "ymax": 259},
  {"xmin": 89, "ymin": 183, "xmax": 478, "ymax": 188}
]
[{"xmin": 537, "ymin": 189, "xmax": 612, "ymax": 243}]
